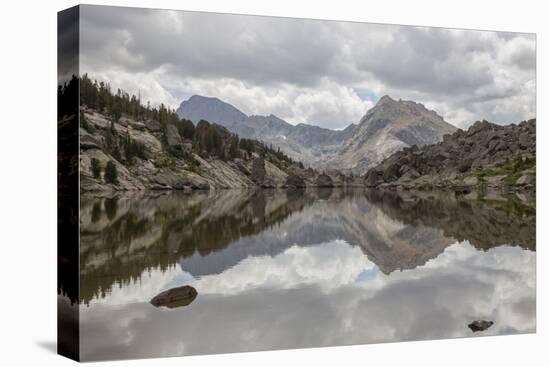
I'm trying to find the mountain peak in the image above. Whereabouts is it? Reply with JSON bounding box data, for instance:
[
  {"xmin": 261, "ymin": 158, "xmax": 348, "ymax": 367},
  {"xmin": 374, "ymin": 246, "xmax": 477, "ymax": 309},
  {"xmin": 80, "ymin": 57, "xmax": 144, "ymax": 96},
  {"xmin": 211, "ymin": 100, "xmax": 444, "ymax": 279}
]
[
  {"xmin": 369, "ymin": 95, "xmax": 444, "ymax": 120},
  {"xmin": 187, "ymin": 94, "xmax": 221, "ymax": 102},
  {"xmin": 362, "ymin": 95, "xmax": 454, "ymax": 131},
  {"xmin": 377, "ymin": 95, "xmax": 395, "ymax": 104},
  {"xmin": 177, "ymin": 95, "xmax": 247, "ymax": 126},
  {"xmin": 345, "ymin": 94, "xmax": 458, "ymax": 173},
  {"xmin": 375, "ymin": 95, "xmax": 429, "ymax": 110}
]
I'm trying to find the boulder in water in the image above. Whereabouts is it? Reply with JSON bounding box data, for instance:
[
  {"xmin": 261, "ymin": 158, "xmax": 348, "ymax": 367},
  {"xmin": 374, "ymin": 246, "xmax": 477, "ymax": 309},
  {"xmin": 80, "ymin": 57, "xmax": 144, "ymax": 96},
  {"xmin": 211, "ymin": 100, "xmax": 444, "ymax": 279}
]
[{"xmin": 150, "ymin": 285, "xmax": 198, "ymax": 309}]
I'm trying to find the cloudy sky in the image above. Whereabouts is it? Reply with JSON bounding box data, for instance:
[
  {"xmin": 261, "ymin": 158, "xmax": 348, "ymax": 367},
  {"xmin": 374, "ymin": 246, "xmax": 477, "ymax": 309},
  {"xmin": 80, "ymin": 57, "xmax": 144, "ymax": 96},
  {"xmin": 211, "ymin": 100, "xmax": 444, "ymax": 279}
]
[{"xmin": 80, "ymin": 5, "xmax": 536, "ymax": 129}]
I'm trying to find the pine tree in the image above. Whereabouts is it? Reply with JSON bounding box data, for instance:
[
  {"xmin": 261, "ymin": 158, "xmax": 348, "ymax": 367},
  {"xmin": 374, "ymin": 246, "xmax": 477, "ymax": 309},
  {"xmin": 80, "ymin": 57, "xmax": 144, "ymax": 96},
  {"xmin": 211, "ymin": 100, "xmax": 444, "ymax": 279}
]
[
  {"xmin": 91, "ymin": 158, "xmax": 102, "ymax": 179},
  {"xmin": 104, "ymin": 161, "xmax": 118, "ymax": 184},
  {"xmin": 228, "ymin": 135, "xmax": 240, "ymax": 159}
]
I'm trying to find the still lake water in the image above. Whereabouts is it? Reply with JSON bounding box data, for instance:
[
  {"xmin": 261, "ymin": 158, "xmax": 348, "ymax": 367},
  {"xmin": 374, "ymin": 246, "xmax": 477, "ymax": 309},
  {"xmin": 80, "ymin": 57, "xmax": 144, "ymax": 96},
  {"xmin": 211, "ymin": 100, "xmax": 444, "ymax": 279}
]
[{"xmin": 77, "ymin": 188, "xmax": 535, "ymax": 361}]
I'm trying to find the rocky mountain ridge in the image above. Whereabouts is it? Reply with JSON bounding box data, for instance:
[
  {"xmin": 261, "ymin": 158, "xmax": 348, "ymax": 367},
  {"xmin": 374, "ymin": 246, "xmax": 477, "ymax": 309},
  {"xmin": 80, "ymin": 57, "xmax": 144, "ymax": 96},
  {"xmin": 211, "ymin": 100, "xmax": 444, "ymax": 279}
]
[
  {"xmin": 365, "ymin": 118, "xmax": 536, "ymax": 191},
  {"xmin": 325, "ymin": 95, "xmax": 457, "ymax": 173},
  {"xmin": 177, "ymin": 95, "xmax": 456, "ymax": 174}
]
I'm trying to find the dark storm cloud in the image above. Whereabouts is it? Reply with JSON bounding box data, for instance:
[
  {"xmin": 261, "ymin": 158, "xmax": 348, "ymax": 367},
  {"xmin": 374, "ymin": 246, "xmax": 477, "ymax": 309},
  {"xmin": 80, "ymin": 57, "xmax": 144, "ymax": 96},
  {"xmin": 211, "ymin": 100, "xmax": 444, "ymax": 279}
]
[
  {"xmin": 79, "ymin": 5, "xmax": 536, "ymax": 128},
  {"xmin": 80, "ymin": 6, "xmax": 353, "ymax": 87}
]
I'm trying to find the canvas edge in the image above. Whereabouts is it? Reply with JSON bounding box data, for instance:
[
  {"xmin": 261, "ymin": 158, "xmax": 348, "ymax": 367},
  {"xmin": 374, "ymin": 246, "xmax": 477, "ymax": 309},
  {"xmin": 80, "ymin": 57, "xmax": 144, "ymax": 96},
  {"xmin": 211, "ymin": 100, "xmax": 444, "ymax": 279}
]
[{"xmin": 57, "ymin": 4, "xmax": 81, "ymax": 362}]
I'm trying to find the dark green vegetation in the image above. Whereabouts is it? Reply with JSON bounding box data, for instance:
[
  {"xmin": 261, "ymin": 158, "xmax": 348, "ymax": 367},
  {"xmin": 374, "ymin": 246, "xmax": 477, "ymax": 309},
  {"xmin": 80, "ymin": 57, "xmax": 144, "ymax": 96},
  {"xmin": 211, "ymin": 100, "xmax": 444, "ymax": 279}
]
[
  {"xmin": 459, "ymin": 157, "xmax": 536, "ymax": 186},
  {"xmin": 104, "ymin": 161, "xmax": 118, "ymax": 184},
  {"xmin": 91, "ymin": 158, "xmax": 101, "ymax": 179}
]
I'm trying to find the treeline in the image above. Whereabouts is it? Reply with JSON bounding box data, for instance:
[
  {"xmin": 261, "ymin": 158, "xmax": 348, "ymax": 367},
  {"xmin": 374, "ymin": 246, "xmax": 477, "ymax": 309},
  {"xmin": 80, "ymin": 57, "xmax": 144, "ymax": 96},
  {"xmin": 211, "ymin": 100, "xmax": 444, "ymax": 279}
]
[
  {"xmin": 190, "ymin": 120, "xmax": 300, "ymax": 168},
  {"xmin": 58, "ymin": 75, "xmax": 79, "ymax": 119},
  {"xmin": 80, "ymin": 74, "xmax": 180, "ymax": 126},
  {"xmin": 79, "ymin": 74, "xmax": 183, "ymax": 168},
  {"xmin": 81, "ymin": 109, "xmax": 147, "ymax": 167}
]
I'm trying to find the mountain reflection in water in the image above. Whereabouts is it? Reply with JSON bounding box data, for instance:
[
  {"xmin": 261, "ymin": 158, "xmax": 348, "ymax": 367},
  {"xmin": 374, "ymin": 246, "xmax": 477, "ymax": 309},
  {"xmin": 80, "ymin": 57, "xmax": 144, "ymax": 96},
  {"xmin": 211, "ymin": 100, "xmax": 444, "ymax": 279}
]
[{"xmin": 77, "ymin": 188, "xmax": 535, "ymax": 361}]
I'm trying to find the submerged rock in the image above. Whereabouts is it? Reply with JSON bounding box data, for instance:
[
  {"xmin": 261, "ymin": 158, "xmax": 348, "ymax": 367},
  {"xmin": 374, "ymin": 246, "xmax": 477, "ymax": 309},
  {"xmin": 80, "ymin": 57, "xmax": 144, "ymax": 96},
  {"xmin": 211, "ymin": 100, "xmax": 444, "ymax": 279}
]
[
  {"xmin": 468, "ymin": 320, "xmax": 493, "ymax": 332},
  {"xmin": 150, "ymin": 285, "xmax": 198, "ymax": 309}
]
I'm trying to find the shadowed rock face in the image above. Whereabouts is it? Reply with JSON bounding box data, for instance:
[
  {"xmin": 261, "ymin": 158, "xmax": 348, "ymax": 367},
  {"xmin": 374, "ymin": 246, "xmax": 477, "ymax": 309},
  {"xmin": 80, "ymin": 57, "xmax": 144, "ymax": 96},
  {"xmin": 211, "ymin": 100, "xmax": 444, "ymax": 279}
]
[
  {"xmin": 284, "ymin": 174, "xmax": 306, "ymax": 188},
  {"xmin": 150, "ymin": 286, "xmax": 197, "ymax": 308},
  {"xmin": 80, "ymin": 188, "xmax": 534, "ymax": 305}
]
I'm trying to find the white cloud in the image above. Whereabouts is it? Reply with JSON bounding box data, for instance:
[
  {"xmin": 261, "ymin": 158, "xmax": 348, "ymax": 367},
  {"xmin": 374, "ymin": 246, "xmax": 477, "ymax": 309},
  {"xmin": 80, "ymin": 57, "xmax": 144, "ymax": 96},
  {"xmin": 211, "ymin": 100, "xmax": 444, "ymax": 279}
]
[
  {"xmin": 194, "ymin": 240, "xmax": 372, "ymax": 293},
  {"xmin": 163, "ymin": 76, "xmax": 373, "ymax": 128}
]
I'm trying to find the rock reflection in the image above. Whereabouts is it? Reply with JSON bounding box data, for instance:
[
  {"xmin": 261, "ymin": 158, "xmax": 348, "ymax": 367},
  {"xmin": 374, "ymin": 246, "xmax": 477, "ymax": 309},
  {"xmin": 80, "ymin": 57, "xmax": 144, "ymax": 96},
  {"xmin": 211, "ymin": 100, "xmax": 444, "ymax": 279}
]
[
  {"xmin": 80, "ymin": 189, "xmax": 311, "ymax": 304},
  {"xmin": 150, "ymin": 285, "xmax": 198, "ymax": 309},
  {"xmin": 80, "ymin": 188, "xmax": 535, "ymax": 304},
  {"xmin": 364, "ymin": 189, "xmax": 535, "ymax": 251}
]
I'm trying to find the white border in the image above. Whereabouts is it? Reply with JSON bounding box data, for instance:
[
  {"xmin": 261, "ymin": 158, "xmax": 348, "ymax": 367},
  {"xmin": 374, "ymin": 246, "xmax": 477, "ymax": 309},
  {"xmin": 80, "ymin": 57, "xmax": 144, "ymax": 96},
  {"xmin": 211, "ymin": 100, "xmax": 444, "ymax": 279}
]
[{"xmin": 0, "ymin": 1, "xmax": 547, "ymax": 366}]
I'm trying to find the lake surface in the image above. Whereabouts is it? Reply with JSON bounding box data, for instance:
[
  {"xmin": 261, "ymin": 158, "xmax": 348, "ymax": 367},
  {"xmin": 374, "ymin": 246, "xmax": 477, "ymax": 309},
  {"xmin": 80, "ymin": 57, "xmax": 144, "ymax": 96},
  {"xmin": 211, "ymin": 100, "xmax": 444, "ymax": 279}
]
[{"xmin": 77, "ymin": 188, "xmax": 536, "ymax": 361}]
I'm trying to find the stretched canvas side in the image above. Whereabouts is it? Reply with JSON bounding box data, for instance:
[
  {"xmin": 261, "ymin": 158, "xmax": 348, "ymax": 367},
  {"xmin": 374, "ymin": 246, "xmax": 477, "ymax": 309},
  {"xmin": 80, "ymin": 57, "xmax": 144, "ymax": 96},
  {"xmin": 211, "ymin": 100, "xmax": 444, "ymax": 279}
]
[{"xmin": 57, "ymin": 5, "xmax": 80, "ymax": 362}]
